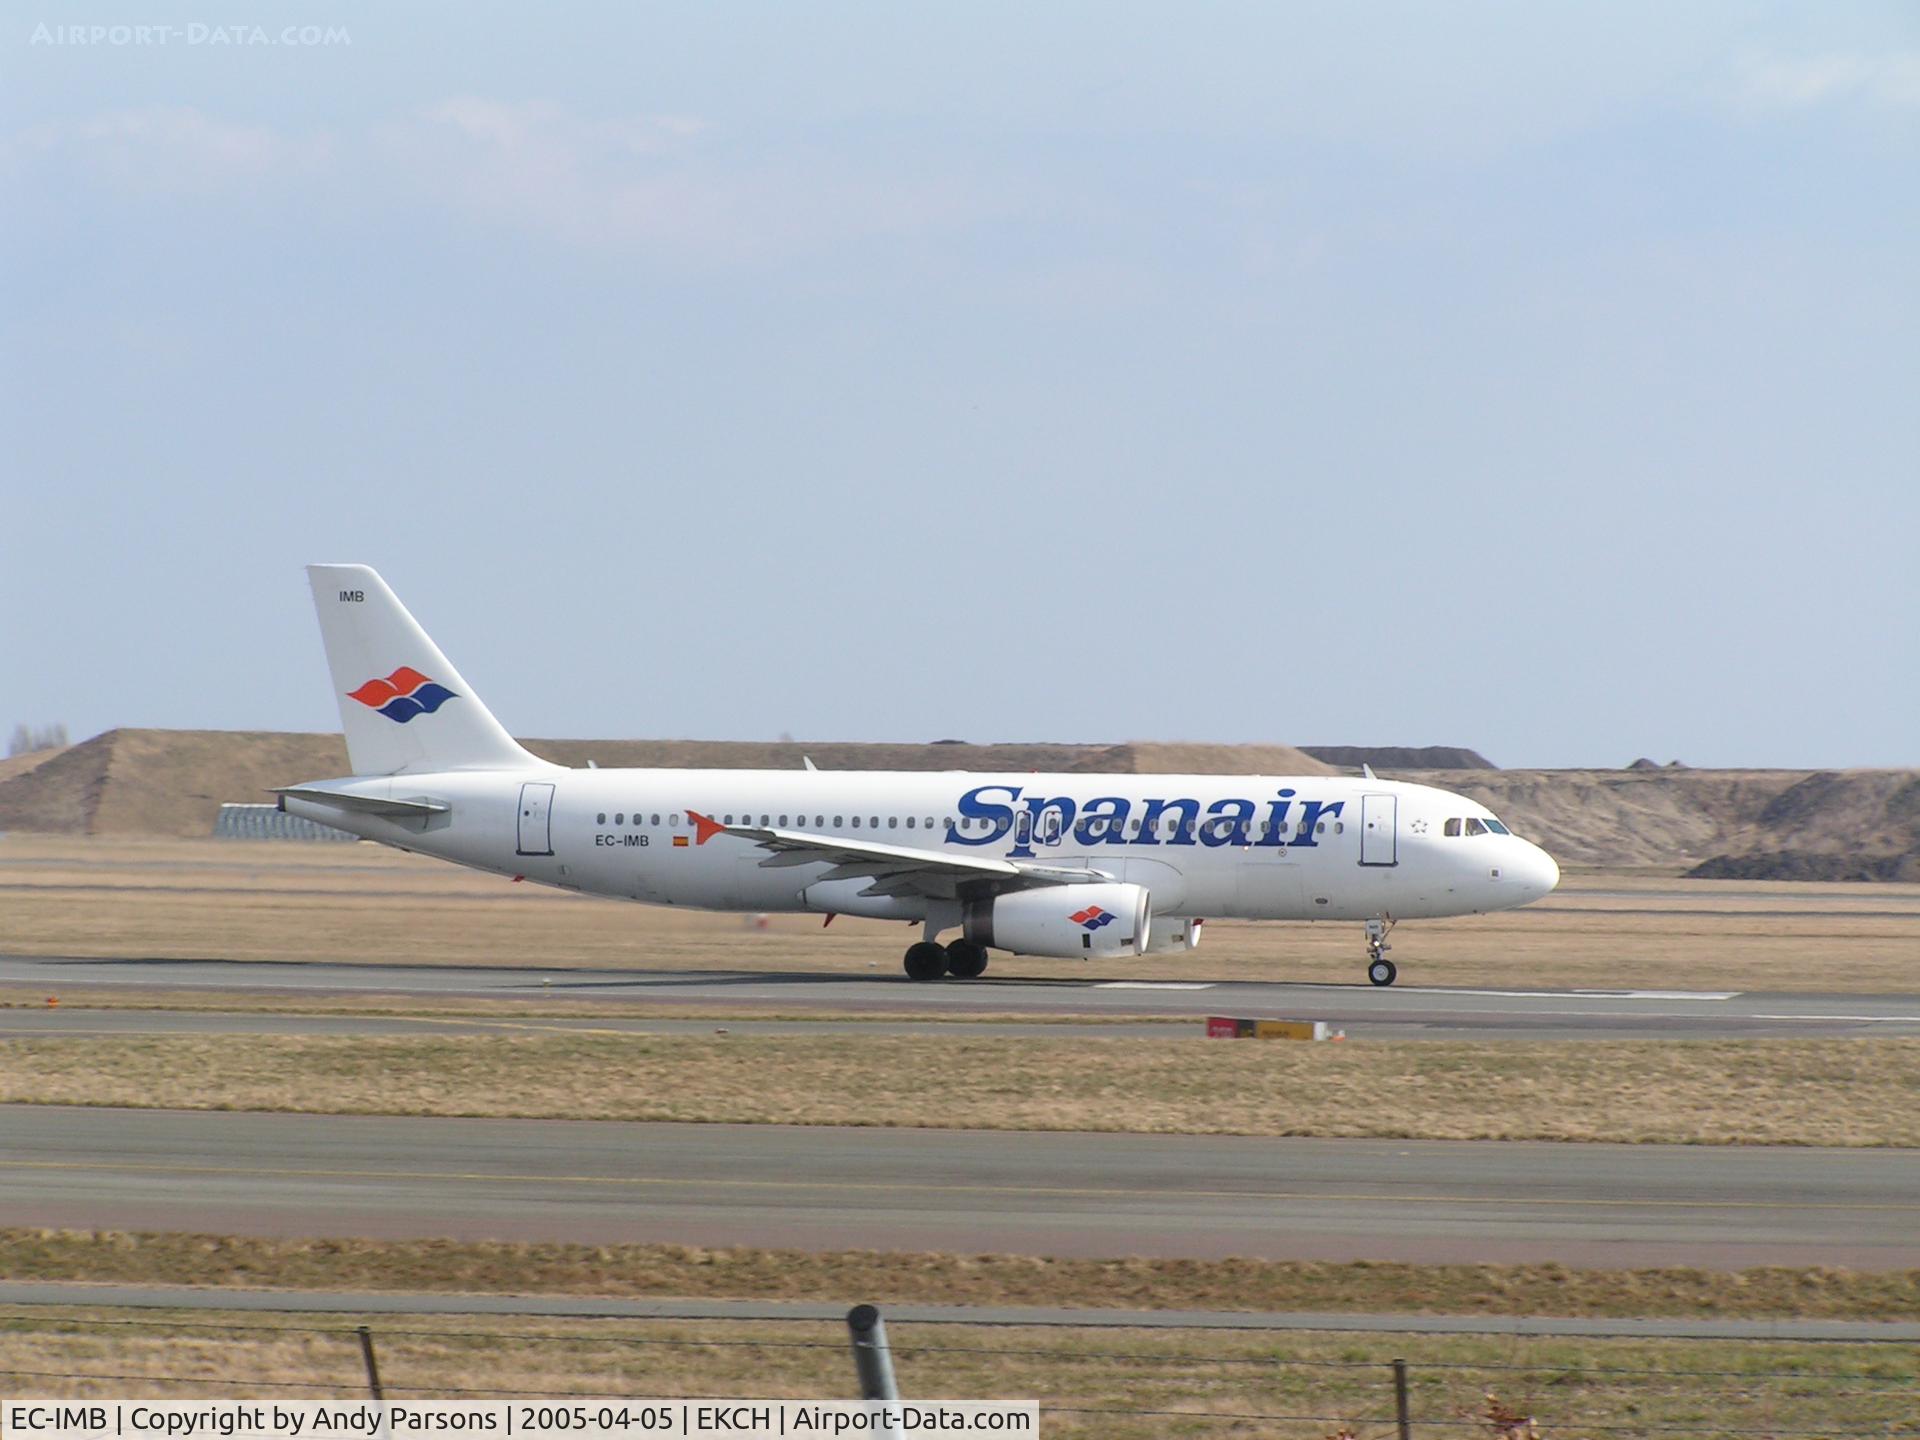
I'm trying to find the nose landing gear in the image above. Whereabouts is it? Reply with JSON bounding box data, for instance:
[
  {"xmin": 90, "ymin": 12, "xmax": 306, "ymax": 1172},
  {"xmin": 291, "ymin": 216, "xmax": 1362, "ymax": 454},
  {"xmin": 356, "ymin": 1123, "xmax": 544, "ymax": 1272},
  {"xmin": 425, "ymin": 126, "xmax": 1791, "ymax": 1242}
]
[{"xmin": 1364, "ymin": 916, "xmax": 1397, "ymax": 986}]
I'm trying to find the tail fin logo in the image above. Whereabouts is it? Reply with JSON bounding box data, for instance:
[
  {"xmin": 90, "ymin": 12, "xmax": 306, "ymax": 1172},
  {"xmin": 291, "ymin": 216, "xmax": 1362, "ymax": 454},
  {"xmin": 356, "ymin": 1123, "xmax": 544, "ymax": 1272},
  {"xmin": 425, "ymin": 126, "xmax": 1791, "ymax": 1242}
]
[{"xmin": 348, "ymin": 666, "xmax": 458, "ymax": 724}]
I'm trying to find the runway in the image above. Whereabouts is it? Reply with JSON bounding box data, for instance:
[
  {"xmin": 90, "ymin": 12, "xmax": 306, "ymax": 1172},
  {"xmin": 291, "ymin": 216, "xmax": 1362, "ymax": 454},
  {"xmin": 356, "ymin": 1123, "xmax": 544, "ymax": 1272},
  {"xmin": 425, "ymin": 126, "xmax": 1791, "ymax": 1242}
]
[
  {"xmin": 4, "ymin": 953, "xmax": 1919, "ymax": 1038},
  {"xmin": 3, "ymin": 1105, "xmax": 1913, "ymax": 1269}
]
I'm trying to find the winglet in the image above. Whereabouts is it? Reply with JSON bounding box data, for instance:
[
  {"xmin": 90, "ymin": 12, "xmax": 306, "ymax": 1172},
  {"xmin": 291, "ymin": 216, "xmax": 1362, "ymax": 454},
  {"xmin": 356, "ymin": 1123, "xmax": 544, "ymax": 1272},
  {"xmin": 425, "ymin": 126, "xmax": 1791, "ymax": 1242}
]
[
  {"xmin": 1362, "ymin": 763, "xmax": 1377, "ymax": 780},
  {"xmin": 688, "ymin": 810, "xmax": 728, "ymax": 845},
  {"xmin": 802, "ymin": 755, "xmax": 818, "ymax": 772}
]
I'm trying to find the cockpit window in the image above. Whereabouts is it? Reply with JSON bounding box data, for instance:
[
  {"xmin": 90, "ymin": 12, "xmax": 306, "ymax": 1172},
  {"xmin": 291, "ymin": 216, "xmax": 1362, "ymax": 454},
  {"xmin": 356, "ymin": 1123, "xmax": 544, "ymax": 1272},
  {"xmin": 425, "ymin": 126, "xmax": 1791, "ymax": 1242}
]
[
  {"xmin": 1443, "ymin": 818, "xmax": 1462, "ymax": 837},
  {"xmin": 1464, "ymin": 817, "xmax": 1490, "ymax": 836},
  {"xmin": 1485, "ymin": 818, "xmax": 1511, "ymax": 835}
]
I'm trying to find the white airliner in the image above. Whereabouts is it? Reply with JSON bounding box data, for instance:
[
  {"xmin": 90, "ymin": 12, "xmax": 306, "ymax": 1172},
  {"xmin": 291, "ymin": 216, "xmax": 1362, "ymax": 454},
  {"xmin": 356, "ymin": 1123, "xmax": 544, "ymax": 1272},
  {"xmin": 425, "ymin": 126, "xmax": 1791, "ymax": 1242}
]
[{"xmin": 280, "ymin": 565, "xmax": 1559, "ymax": 985}]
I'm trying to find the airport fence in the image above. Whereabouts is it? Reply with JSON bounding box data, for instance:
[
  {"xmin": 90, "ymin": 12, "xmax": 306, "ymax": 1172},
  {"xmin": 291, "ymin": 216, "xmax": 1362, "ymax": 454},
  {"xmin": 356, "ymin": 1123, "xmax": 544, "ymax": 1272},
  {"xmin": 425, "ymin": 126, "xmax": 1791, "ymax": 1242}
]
[{"xmin": 1, "ymin": 1306, "xmax": 1916, "ymax": 1437}]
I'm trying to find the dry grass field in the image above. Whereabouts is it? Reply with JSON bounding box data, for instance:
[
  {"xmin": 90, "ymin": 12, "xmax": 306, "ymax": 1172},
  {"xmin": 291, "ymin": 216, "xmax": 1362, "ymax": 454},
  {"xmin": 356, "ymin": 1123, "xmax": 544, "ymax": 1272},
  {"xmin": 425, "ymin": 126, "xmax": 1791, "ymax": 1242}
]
[
  {"xmin": 3, "ymin": 1303, "xmax": 1914, "ymax": 1436},
  {"xmin": 9, "ymin": 1229, "xmax": 1917, "ymax": 1318},
  {"xmin": 3, "ymin": 836, "xmax": 1918, "ymax": 993},
  {"xmin": 4, "ymin": 1031, "xmax": 1917, "ymax": 1145}
]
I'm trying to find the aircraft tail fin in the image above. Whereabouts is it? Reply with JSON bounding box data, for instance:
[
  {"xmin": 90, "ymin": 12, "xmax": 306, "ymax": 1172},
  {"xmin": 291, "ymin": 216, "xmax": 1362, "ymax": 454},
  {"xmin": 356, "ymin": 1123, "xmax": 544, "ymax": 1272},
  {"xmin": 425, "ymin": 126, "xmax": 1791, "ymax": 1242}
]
[{"xmin": 306, "ymin": 564, "xmax": 546, "ymax": 776}]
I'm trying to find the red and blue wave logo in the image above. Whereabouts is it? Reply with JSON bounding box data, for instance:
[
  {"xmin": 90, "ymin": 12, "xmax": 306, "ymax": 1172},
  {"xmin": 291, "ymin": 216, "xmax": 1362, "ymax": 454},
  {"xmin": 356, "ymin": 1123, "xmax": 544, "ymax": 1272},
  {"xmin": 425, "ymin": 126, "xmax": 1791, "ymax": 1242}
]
[
  {"xmin": 1070, "ymin": 905, "xmax": 1115, "ymax": 931},
  {"xmin": 348, "ymin": 666, "xmax": 457, "ymax": 724}
]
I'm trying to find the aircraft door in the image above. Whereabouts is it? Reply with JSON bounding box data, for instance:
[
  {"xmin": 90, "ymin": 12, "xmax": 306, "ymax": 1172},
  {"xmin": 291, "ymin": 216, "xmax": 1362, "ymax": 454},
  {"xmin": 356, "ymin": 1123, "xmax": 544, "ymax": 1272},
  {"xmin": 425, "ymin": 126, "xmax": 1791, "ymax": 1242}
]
[
  {"xmin": 516, "ymin": 782, "xmax": 555, "ymax": 856},
  {"xmin": 1359, "ymin": 792, "xmax": 1397, "ymax": 866}
]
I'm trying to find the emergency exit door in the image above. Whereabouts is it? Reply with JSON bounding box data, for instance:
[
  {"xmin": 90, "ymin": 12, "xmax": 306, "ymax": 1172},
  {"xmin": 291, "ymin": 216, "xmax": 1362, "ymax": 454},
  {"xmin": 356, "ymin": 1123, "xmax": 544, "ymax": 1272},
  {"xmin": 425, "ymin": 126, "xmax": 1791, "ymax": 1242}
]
[
  {"xmin": 517, "ymin": 781, "xmax": 555, "ymax": 856},
  {"xmin": 1359, "ymin": 792, "xmax": 1397, "ymax": 866}
]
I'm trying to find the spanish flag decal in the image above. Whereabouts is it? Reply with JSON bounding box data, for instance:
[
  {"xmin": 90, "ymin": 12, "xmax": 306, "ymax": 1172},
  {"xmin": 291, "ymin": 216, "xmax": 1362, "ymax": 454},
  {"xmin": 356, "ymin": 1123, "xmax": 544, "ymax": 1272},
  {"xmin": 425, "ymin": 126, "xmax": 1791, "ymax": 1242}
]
[{"xmin": 672, "ymin": 835, "xmax": 690, "ymax": 848}]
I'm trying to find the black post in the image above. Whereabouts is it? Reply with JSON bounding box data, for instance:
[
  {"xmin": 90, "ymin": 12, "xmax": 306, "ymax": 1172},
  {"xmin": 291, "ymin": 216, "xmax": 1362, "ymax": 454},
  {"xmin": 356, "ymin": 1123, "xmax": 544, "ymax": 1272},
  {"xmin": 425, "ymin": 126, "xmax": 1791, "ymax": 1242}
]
[
  {"xmin": 1393, "ymin": 1357, "xmax": 1411, "ymax": 1440},
  {"xmin": 357, "ymin": 1326, "xmax": 385, "ymax": 1401},
  {"xmin": 845, "ymin": 1305, "xmax": 899, "ymax": 1402}
]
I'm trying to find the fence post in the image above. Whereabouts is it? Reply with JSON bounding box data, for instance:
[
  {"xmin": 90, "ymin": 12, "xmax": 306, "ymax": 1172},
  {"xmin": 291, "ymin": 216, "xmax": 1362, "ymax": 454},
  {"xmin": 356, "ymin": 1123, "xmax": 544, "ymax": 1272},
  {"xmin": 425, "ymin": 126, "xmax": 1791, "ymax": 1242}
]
[
  {"xmin": 846, "ymin": 1305, "xmax": 899, "ymax": 1400},
  {"xmin": 1393, "ymin": 1357, "xmax": 1411, "ymax": 1440},
  {"xmin": 356, "ymin": 1326, "xmax": 386, "ymax": 1400},
  {"xmin": 846, "ymin": 1304, "xmax": 902, "ymax": 1440}
]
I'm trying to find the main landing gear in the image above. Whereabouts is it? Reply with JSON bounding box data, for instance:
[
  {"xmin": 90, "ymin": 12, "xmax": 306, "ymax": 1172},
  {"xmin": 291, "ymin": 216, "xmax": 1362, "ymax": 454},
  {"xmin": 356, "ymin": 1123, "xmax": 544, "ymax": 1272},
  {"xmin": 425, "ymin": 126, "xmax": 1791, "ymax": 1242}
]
[
  {"xmin": 1365, "ymin": 917, "xmax": 1397, "ymax": 987},
  {"xmin": 902, "ymin": 938, "xmax": 991, "ymax": 981}
]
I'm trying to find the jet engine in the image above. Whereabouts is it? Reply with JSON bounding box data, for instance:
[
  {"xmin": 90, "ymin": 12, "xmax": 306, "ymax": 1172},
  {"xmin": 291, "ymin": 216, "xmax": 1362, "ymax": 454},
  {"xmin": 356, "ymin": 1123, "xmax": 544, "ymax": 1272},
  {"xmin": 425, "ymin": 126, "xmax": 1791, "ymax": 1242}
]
[
  {"xmin": 962, "ymin": 882, "xmax": 1150, "ymax": 958},
  {"xmin": 1140, "ymin": 915, "xmax": 1202, "ymax": 954}
]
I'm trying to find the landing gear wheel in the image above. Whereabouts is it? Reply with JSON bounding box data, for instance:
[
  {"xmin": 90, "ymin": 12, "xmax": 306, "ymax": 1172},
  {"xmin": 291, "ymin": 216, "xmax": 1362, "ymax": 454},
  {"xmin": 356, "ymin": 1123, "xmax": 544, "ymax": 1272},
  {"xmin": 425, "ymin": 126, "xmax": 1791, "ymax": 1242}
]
[
  {"xmin": 1363, "ymin": 916, "xmax": 1396, "ymax": 987},
  {"xmin": 944, "ymin": 939, "xmax": 989, "ymax": 979},
  {"xmin": 903, "ymin": 941, "xmax": 949, "ymax": 981}
]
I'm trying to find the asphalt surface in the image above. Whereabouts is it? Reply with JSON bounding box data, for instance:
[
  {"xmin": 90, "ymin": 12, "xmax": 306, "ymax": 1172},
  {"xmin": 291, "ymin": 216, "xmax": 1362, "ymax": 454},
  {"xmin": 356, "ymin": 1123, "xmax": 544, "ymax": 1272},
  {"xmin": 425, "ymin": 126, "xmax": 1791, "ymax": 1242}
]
[
  {"xmin": 3, "ymin": 1106, "xmax": 1913, "ymax": 1269},
  {"xmin": 5, "ymin": 952, "xmax": 1920, "ymax": 1038},
  {"xmin": 0, "ymin": 1009, "xmax": 1178, "ymax": 1040},
  {"xmin": 3, "ymin": 1283, "xmax": 1913, "ymax": 1341}
]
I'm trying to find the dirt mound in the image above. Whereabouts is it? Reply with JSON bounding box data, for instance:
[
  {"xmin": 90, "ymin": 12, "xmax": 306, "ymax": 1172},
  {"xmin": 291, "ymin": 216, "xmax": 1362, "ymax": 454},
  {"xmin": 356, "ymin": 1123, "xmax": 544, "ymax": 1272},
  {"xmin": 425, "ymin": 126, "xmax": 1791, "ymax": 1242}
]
[
  {"xmin": 7, "ymin": 730, "xmax": 1916, "ymax": 881},
  {"xmin": 1077, "ymin": 742, "xmax": 1336, "ymax": 777},
  {"xmin": 0, "ymin": 730, "xmax": 354, "ymax": 838},
  {"xmin": 1682, "ymin": 770, "xmax": 1920, "ymax": 882},
  {"xmin": 527, "ymin": 738, "xmax": 1102, "ymax": 774},
  {"xmin": 1303, "ymin": 745, "xmax": 1496, "ymax": 771},
  {"xmin": 1688, "ymin": 851, "xmax": 1920, "ymax": 883},
  {"xmin": 1398, "ymin": 767, "xmax": 1822, "ymax": 870},
  {"xmin": 0, "ymin": 730, "xmax": 1333, "ymax": 838}
]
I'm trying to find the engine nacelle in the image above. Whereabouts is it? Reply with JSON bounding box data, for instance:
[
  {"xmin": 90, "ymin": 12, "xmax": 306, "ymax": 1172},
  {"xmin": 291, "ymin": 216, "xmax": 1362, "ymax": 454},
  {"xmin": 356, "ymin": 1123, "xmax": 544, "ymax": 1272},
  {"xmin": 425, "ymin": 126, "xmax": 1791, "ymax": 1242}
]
[
  {"xmin": 1141, "ymin": 915, "xmax": 1202, "ymax": 954},
  {"xmin": 963, "ymin": 882, "xmax": 1150, "ymax": 958}
]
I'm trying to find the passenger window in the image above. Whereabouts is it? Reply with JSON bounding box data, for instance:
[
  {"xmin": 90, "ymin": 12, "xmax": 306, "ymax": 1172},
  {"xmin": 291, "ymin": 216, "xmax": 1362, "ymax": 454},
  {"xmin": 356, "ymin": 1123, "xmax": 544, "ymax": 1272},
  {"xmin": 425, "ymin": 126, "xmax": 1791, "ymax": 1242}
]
[
  {"xmin": 1444, "ymin": 818, "xmax": 1462, "ymax": 837},
  {"xmin": 651, "ymin": 814, "xmax": 661, "ymax": 826},
  {"xmin": 889, "ymin": 817, "xmax": 898, "ymax": 828},
  {"xmin": 615, "ymin": 813, "xmax": 624, "ymax": 826},
  {"xmin": 925, "ymin": 817, "xmax": 934, "ymax": 829},
  {"xmin": 852, "ymin": 816, "xmax": 861, "ymax": 828},
  {"xmin": 669, "ymin": 814, "xmax": 680, "ymax": 826},
  {"xmin": 1465, "ymin": 818, "xmax": 1489, "ymax": 836},
  {"xmin": 833, "ymin": 816, "xmax": 842, "ymax": 827},
  {"xmin": 596, "ymin": 813, "xmax": 607, "ymax": 825}
]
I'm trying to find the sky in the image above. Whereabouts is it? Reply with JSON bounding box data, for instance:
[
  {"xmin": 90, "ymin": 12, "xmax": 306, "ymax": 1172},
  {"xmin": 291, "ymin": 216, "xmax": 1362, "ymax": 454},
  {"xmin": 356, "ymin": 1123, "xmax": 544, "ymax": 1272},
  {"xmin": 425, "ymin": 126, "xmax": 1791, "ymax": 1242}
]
[{"xmin": 3, "ymin": 2, "xmax": 1916, "ymax": 769}]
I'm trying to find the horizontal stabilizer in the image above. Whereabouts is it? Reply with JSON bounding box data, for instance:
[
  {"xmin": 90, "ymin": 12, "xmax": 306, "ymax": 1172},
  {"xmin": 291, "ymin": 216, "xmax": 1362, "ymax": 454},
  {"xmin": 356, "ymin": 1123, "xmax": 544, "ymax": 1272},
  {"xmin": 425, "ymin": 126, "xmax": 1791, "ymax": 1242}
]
[{"xmin": 273, "ymin": 786, "xmax": 449, "ymax": 818}]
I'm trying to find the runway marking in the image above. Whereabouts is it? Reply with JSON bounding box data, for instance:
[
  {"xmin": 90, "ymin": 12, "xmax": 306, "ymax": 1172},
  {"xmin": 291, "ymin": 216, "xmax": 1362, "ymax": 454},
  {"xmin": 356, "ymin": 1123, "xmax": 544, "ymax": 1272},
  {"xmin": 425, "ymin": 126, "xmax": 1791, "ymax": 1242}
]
[
  {"xmin": 1752, "ymin": 1013, "xmax": 1920, "ymax": 1024},
  {"xmin": 1, "ymin": 1158, "xmax": 1911, "ymax": 1213},
  {"xmin": 1380, "ymin": 987, "xmax": 1740, "ymax": 1001},
  {"xmin": 1096, "ymin": 982, "xmax": 1215, "ymax": 991},
  {"xmin": 1589, "ymin": 990, "xmax": 1742, "ymax": 1001}
]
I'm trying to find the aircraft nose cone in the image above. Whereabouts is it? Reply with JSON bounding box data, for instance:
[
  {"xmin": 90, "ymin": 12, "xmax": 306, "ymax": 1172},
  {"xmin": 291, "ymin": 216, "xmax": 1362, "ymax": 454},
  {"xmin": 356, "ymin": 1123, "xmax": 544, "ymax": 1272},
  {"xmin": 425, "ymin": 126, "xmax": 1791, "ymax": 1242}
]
[{"xmin": 1526, "ymin": 843, "xmax": 1560, "ymax": 899}]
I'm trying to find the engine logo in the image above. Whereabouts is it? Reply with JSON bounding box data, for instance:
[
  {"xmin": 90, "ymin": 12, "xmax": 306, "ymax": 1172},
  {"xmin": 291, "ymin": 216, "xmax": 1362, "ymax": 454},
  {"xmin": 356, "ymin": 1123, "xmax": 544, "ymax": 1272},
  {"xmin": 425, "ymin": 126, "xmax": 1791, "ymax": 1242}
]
[{"xmin": 1070, "ymin": 905, "xmax": 1115, "ymax": 931}]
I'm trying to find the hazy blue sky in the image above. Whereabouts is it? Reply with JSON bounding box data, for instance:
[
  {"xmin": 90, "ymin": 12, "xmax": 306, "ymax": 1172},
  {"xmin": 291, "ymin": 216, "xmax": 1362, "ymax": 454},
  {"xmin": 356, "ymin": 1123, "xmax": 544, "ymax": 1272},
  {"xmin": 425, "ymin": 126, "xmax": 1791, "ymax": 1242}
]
[{"xmin": 4, "ymin": 3, "xmax": 1916, "ymax": 769}]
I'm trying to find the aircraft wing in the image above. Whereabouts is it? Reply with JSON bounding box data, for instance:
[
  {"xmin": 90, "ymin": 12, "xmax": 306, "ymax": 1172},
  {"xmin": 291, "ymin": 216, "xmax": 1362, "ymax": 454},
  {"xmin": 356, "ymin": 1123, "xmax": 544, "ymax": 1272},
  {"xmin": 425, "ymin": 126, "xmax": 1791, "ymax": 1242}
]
[{"xmin": 688, "ymin": 811, "xmax": 1111, "ymax": 900}]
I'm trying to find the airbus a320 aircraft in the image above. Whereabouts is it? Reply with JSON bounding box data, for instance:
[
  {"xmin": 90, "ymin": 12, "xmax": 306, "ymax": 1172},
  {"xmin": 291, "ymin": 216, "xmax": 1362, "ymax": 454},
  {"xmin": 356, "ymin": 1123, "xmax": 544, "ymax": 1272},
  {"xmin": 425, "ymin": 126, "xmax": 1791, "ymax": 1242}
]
[{"xmin": 281, "ymin": 565, "xmax": 1559, "ymax": 985}]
